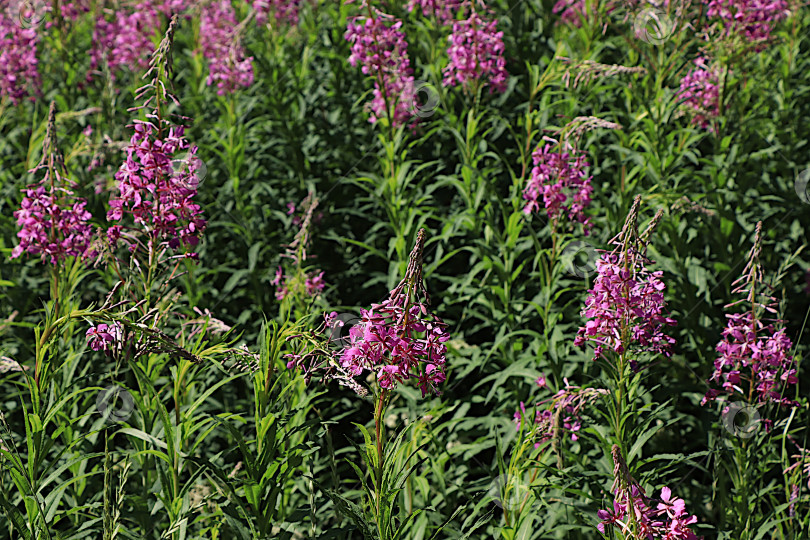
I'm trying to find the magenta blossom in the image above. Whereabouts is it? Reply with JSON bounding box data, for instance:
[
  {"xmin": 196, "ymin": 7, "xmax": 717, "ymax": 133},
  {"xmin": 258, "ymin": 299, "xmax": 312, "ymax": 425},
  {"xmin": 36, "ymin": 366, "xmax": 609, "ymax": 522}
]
[
  {"xmin": 107, "ymin": 120, "xmax": 206, "ymax": 251},
  {"xmin": 12, "ymin": 186, "xmax": 94, "ymax": 264},
  {"xmin": 706, "ymin": 0, "xmax": 789, "ymax": 49},
  {"xmin": 336, "ymin": 295, "xmax": 449, "ymax": 396},
  {"xmin": 90, "ymin": 2, "xmax": 161, "ymax": 78},
  {"xmin": 575, "ymin": 254, "xmax": 676, "ymax": 360},
  {"xmin": 599, "ymin": 446, "xmax": 702, "ymax": 539},
  {"xmin": 704, "ymin": 313, "xmax": 796, "ymax": 406},
  {"xmin": 200, "ymin": 0, "xmax": 254, "ymax": 95},
  {"xmin": 0, "ymin": 5, "xmax": 41, "ymax": 104},
  {"xmin": 702, "ymin": 223, "xmax": 798, "ymax": 408},
  {"xmin": 286, "ymin": 229, "xmax": 449, "ymax": 397},
  {"xmin": 12, "ymin": 104, "xmax": 94, "ymax": 264},
  {"xmin": 574, "ymin": 198, "xmax": 677, "ymax": 363},
  {"xmin": 60, "ymin": 0, "xmax": 90, "ymax": 20},
  {"xmin": 522, "ymin": 142, "xmax": 592, "ymax": 233},
  {"xmin": 345, "ymin": 8, "xmax": 417, "ymax": 127},
  {"xmin": 406, "ymin": 0, "xmax": 461, "ymax": 25},
  {"xmin": 86, "ymin": 322, "xmax": 123, "ymax": 352},
  {"xmin": 443, "ymin": 9, "xmax": 508, "ymax": 93},
  {"xmin": 253, "ymin": 0, "xmax": 300, "ymax": 26},
  {"xmin": 677, "ymin": 57, "xmax": 721, "ymax": 131},
  {"xmin": 552, "ymin": 0, "xmax": 589, "ymax": 27}
]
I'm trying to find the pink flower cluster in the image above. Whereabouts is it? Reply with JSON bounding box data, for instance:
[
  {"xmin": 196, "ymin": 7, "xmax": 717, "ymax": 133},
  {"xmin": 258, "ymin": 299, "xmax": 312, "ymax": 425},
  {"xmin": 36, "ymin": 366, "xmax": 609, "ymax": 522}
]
[
  {"xmin": 200, "ymin": 0, "xmax": 255, "ymax": 95},
  {"xmin": 598, "ymin": 485, "xmax": 702, "ymax": 539},
  {"xmin": 522, "ymin": 142, "xmax": 593, "ymax": 233},
  {"xmin": 706, "ymin": 0, "xmax": 789, "ymax": 48},
  {"xmin": 86, "ymin": 322, "xmax": 123, "ymax": 352},
  {"xmin": 11, "ymin": 184, "xmax": 94, "ymax": 264},
  {"xmin": 0, "ymin": 7, "xmax": 40, "ymax": 104},
  {"xmin": 676, "ymin": 57, "xmax": 721, "ymax": 130},
  {"xmin": 60, "ymin": 0, "xmax": 90, "ymax": 21},
  {"xmin": 702, "ymin": 223, "xmax": 798, "ymax": 408},
  {"xmin": 336, "ymin": 296, "xmax": 449, "ymax": 396},
  {"xmin": 514, "ymin": 377, "xmax": 608, "ymax": 448},
  {"xmin": 271, "ymin": 266, "xmax": 325, "ymax": 301},
  {"xmin": 286, "ymin": 200, "xmax": 323, "ymax": 226},
  {"xmin": 443, "ymin": 10, "xmax": 508, "ymax": 93},
  {"xmin": 575, "ymin": 252, "xmax": 677, "ymax": 361},
  {"xmin": 157, "ymin": 0, "xmax": 189, "ymax": 17},
  {"xmin": 552, "ymin": 0, "xmax": 589, "ymax": 27},
  {"xmin": 406, "ymin": 0, "xmax": 461, "ymax": 25},
  {"xmin": 599, "ymin": 445, "xmax": 702, "ymax": 539},
  {"xmin": 702, "ymin": 312, "xmax": 796, "ymax": 407},
  {"xmin": 253, "ymin": 0, "xmax": 300, "ymax": 27},
  {"xmin": 345, "ymin": 10, "xmax": 417, "ymax": 127},
  {"xmin": 107, "ymin": 121, "xmax": 206, "ymax": 251},
  {"xmin": 90, "ymin": 2, "xmax": 161, "ymax": 77}
]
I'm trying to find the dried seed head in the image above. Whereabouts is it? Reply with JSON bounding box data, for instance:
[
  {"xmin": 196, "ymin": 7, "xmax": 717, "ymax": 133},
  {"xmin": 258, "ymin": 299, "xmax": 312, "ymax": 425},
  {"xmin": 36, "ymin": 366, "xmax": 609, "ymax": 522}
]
[{"xmin": 389, "ymin": 228, "xmax": 429, "ymax": 305}]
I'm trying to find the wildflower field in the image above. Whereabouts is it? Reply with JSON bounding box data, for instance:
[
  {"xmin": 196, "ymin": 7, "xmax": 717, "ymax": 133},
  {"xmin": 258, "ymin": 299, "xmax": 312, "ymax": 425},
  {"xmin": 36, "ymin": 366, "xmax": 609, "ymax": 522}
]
[{"xmin": 2, "ymin": 0, "xmax": 810, "ymax": 538}]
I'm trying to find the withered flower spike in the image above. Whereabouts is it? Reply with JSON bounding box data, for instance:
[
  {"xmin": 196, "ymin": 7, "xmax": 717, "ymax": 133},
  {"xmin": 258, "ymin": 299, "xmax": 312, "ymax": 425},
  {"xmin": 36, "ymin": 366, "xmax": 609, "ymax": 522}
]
[
  {"xmin": 610, "ymin": 444, "xmax": 635, "ymax": 493},
  {"xmin": 138, "ymin": 15, "xmax": 179, "ymax": 102},
  {"xmin": 639, "ymin": 208, "xmax": 665, "ymax": 251},
  {"xmin": 389, "ymin": 228, "xmax": 429, "ymax": 305},
  {"xmin": 287, "ymin": 193, "xmax": 319, "ymax": 262}
]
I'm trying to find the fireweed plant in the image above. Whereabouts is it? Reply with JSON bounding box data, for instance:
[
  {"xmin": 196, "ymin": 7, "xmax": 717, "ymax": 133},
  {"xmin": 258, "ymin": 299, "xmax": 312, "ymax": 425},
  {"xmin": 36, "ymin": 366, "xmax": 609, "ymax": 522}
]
[
  {"xmin": 272, "ymin": 192, "xmax": 327, "ymax": 318},
  {"xmin": 343, "ymin": 0, "xmax": 425, "ymax": 270},
  {"xmin": 10, "ymin": 101, "xmax": 93, "ymax": 388},
  {"xmin": 502, "ymin": 377, "xmax": 608, "ymax": 537},
  {"xmin": 286, "ymin": 229, "xmax": 451, "ymax": 538},
  {"xmin": 4, "ymin": 19, "xmax": 269, "ymax": 539},
  {"xmin": 0, "ymin": 2, "xmax": 40, "ymax": 106},
  {"xmin": 1, "ymin": 0, "xmax": 810, "ymax": 537},
  {"xmin": 598, "ymin": 445, "xmax": 702, "ymax": 539},
  {"xmin": 701, "ymin": 222, "xmax": 798, "ymax": 410},
  {"xmin": 572, "ymin": 197, "xmax": 688, "ymax": 530},
  {"xmin": 700, "ymin": 222, "xmax": 803, "ymax": 538}
]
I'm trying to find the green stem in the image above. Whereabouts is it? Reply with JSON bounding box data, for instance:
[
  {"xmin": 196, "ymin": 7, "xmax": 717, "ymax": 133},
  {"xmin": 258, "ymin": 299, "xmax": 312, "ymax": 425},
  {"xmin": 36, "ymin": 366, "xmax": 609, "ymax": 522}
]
[{"xmin": 374, "ymin": 390, "xmax": 387, "ymax": 538}]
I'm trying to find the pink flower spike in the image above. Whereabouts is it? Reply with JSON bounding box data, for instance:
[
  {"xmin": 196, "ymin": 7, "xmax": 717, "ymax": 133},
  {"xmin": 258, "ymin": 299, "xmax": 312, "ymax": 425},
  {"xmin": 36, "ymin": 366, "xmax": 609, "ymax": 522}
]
[{"xmin": 443, "ymin": 9, "xmax": 508, "ymax": 93}]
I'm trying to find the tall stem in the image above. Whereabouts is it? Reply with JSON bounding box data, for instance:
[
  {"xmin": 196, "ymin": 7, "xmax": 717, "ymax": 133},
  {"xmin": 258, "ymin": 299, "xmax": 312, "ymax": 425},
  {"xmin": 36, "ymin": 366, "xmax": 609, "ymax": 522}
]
[{"xmin": 374, "ymin": 389, "xmax": 387, "ymax": 537}]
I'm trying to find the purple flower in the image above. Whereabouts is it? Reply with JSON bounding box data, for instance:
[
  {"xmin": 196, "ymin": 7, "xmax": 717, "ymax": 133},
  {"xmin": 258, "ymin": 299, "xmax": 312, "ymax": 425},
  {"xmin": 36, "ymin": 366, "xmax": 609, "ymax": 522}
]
[
  {"xmin": 575, "ymin": 198, "xmax": 677, "ymax": 362},
  {"xmin": 286, "ymin": 229, "xmax": 448, "ymax": 398},
  {"xmin": 200, "ymin": 0, "xmax": 254, "ymax": 95},
  {"xmin": 90, "ymin": 2, "xmax": 161, "ymax": 79},
  {"xmin": 522, "ymin": 142, "xmax": 592, "ymax": 233},
  {"xmin": 107, "ymin": 121, "xmax": 206, "ymax": 251},
  {"xmin": 443, "ymin": 10, "xmax": 508, "ymax": 93},
  {"xmin": 706, "ymin": 0, "xmax": 789, "ymax": 49},
  {"xmin": 677, "ymin": 57, "xmax": 721, "ymax": 131},
  {"xmin": 514, "ymin": 379, "xmax": 608, "ymax": 447},
  {"xmin": 701, "ymin": 222, "xmax": 798, "ymax": 408},
  {"xmin": 253, "ymin": 0, "xmax": 300, "ymax": 26},
  {"xmin": 11, "ymin": 105, "xmax": 94, "ymax": 265},
  {"xmin": 157, "ymin": 0, "xmax": 189, "ymax": 17},
  {"xmin": 574, "ymin": 257, "xmax": 676, "ymax": 360},
  {"xmin": 60, "ymin": 0, "xmax": 90, "ymax": 20},
  {"xmin": 12, "ymin": 185, "xmax": 94, "ymax": 264},
  {"xmin": 345, "ymin": 8, "xmax": 417, "ymax": 127},
  {"xmin": 552, "ymin": 0, "xmax": 589, "ymax": 27},
  {"xmin": 337, "ymin": 296, "xmax": 449, "ymax": 396},
  {"xmin": 599, "ymin": 446, "xmax": 702, "ymax": 539},
  {"xmin": 86, "ymin": 322, "xmax": 123, "ymax": 352},
  {"xmin": 406, "ymin": 0, "xmax": 461, "ymax": 25},
  {"xmin": 0, "ymin": 6, "xmax": 41, "ymax": 104}
]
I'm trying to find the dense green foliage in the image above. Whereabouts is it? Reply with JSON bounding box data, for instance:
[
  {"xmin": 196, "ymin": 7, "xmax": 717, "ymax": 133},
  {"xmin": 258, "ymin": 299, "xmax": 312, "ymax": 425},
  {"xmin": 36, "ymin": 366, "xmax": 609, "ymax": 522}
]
[{"xmin": 1, "ymin": 0, "xmax": 809, "ymax": 538}]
